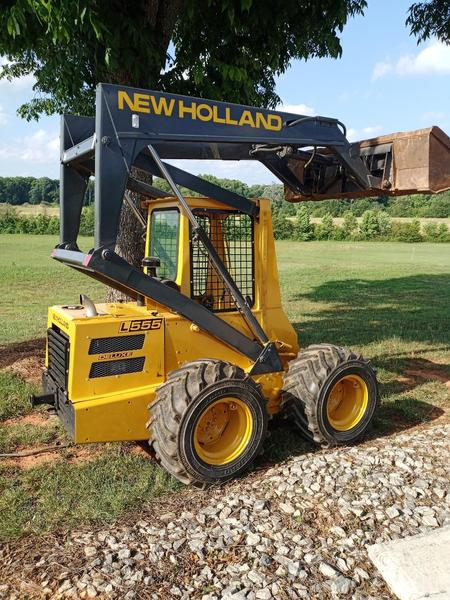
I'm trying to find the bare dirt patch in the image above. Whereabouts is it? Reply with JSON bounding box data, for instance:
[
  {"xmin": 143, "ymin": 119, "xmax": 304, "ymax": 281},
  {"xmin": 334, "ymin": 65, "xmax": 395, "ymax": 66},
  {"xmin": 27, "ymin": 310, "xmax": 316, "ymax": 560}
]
[
  {"xmin": 4, "ymin": 356, "xmax": 44, "ymax": 384},
  {"xmin": 2, "ymin": 448, "xmax": 65, "ymax": 469},
  {"xmin": 1, "ymin": 440, "xmax": 151, "ymax": 470},
  {"xmin": 64, "ymin": 445, "xmax": 103, "ymax": 465},
  {"xmin": 0, "ymin": 338, "xmax": 45, "ymax": 384},
  {"xmin": 4, "ymin": 412, "xmax": 51, "ymax": 428},
  {"xmin": 406, "ymin": 358, "xmax": 450, "ymax": 388},
  {"xmin": 396, "ymin": 358, "xmax": 450, "ymax": 389},
  {"xmin": 395, "ymin": 374, "xmax": 416, "ymax": 388},
  {"xmin": 129, "ymin": 441, "xmax": 153, "ymax": 457},
  {"xmin": 0, "ymin": 444, "xmax": 104, "ymax": 469},
  {"xmin": 405, "ymin": 368, "xmax": 450, "ymax": 387}
]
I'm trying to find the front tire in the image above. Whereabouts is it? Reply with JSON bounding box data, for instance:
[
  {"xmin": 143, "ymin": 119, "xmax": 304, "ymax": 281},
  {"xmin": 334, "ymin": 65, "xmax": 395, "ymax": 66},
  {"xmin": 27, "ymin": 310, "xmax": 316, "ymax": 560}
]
[
  {"xmin": 148, "ymin": 360, "xmax": 268, "ymax": 485},
  {"xmin": 282, "ymin": 344, "xmax": 379, "ymax": 445}
]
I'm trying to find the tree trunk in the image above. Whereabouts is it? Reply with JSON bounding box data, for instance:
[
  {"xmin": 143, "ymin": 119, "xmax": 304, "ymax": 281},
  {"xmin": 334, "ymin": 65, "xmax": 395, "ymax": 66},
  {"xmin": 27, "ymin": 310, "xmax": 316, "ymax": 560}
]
[
  {"xmin": 106, "ymin": 0, "xmax": 186, "ymax": 302},
  {"xmin": 106, "ymin": 168, "xmax": 152, "ymax": 302}
]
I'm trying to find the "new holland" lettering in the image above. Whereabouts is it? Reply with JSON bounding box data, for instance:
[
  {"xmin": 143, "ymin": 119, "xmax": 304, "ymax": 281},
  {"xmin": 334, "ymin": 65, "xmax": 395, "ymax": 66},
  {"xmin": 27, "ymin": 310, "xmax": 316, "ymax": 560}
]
[{"xmin": 117, "ymin": 91, "xmax": 282, "ymax": 132}]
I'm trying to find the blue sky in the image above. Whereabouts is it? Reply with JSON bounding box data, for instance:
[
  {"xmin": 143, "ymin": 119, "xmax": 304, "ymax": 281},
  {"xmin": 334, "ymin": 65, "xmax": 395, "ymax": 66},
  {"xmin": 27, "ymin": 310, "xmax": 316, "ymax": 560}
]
[{"xmin": 1, "ymin": 0, "xmax": 449, "ymax": 185}]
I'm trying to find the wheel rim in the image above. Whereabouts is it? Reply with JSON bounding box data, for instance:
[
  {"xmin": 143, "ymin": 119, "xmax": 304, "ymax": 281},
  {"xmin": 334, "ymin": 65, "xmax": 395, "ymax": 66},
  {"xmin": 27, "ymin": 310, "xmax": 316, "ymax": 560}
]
[
  {"xmin": 193, "ymin": 397, "xmax": 253, "ymax": 465},
  {"xmin": 326, "ymin": 374, "xmax": 368, "ymax": 431}
]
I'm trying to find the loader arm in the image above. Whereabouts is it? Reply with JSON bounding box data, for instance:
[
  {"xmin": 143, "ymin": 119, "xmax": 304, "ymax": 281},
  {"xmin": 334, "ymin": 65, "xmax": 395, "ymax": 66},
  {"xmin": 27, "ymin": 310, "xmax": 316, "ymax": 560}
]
[{"xmin": 59, "ymin": 83, "xmax": 381, "ymax": 252}]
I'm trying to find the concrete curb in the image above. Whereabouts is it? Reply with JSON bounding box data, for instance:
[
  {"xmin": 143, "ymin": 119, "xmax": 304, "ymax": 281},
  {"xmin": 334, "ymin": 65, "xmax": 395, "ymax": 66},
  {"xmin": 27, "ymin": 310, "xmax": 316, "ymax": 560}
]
[{"xmin": 368, "ymin": 525, "xmax": 450, "ymax": 600}]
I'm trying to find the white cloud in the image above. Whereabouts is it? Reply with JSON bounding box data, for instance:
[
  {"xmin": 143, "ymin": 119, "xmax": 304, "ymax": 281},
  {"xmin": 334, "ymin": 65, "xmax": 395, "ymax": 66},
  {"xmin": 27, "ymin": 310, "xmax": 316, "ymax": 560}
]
[
  {"xmin": 0, "ymin": 56, "xmax": 36, "ymax": 95},
  {"xmin": 397, "ymin": 41, "xmax": 450, "ymax": 75},
  {"xmin": 372, "ymin": 40, "xmax": 450, "ymax": 80},
  {"xmin": 0, "ymin": 129, "xmax": 59, "ymax": 164},
  {"xmin": 347, "ymin": 125, "xmax": 383, "ymax": 142},
  {"xmin": 276, "ymin": 103, "xmax": 316, "ymax": 116},
  {"xmin": 372, "ymin": 62, "xmax": 393, "ymax": 80}
]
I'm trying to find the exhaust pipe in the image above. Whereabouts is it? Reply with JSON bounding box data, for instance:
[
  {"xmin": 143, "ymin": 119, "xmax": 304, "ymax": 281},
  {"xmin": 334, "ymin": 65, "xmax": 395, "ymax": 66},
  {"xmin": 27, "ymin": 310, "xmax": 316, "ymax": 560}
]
[{"xmin": 80, "ymin": 294, "xmax": 98, "ymax": 317}]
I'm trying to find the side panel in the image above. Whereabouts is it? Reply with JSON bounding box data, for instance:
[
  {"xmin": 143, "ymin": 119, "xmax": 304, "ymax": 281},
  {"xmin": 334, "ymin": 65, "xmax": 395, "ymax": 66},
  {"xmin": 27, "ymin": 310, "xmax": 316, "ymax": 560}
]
[
  {"xmin": 254, "ymin": 199, "xmax": 299, "ymax": 350},
  {"xmin": 74, "ymin": 386, "xmax": 159, "ymax": 443},
  {"xmin": 47, "ymin": 306, "xmax": 165, "ymax": 442},
  {"xmin": 68, "ymin": 314, "xmax": 165, "ymax": 402}
]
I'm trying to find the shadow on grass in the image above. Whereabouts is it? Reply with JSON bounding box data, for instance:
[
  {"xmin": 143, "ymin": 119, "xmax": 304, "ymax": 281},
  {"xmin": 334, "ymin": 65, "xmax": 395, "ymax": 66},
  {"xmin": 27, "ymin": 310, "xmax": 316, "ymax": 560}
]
[
  {"xmin": 261, "ymin": 274, "xmax": 450, "ymax": 464},
  {"xmin": 258, "ymin": 273, "xmax": 449, "ymax": 464},
  {"xmin": 373, "ymin": 398, "xmax": 444, "ymax": 435},
  {"xmin": 290, "ymin": 273, "xmax": 450, "ymax": 349}
]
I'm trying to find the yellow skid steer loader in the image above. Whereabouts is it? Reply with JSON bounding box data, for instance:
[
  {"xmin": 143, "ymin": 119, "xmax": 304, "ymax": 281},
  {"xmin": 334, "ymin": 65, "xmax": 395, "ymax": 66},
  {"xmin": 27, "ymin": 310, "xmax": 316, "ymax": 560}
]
[{"xmin": 30, "ymin": 84, "xmax": 450, "ymax": 485}]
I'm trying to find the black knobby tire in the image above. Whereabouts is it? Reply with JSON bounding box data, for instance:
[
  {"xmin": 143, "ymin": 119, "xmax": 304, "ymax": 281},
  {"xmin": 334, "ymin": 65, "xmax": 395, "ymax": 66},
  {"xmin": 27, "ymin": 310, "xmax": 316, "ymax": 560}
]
[
  {"xmin": 282, "ymin": 344, "xmax": 379, "ymax": 445},
  {"xmin": 148, "ymin": 359, "xmax": 268, "ymax": 485}
]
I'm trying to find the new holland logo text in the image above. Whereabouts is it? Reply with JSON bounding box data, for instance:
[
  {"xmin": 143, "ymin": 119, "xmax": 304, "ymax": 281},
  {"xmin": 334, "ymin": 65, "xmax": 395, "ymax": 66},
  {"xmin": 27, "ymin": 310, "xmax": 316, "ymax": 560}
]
[
  {"xmin": 117, "ymin": 91, "xmax": 282, "ymax": 132},
  {"xmin": 119, "ymin": 318, "xmax": 163, "ymax": 333}
]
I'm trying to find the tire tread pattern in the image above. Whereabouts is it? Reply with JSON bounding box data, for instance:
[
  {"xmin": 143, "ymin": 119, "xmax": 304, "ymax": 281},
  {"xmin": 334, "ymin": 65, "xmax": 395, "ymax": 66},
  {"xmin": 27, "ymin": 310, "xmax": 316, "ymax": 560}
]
[
  {"xmin": 282, "ymin": 344, "xmax": 377, "ymax": 445},
  {"xmin": 147, "ymin": 359, "xmax": 248, "ymax": 485}
]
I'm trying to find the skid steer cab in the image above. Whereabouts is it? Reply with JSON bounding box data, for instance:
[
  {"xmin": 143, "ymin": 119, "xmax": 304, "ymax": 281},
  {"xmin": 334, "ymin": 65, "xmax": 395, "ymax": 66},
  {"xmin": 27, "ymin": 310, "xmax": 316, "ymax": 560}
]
[{"xmin": 31, "ymin": 84, "xmax": 388, "ymax": 485}]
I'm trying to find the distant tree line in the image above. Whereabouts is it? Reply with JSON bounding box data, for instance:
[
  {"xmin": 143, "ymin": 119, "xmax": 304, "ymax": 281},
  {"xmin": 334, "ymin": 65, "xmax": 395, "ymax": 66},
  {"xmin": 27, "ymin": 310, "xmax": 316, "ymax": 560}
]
[
  {"xmin": 1, "ymin": 175, "xmax": 450, "ymax": 219},
  {"xmin": 0, "ymin": 205, "xmax": 94, "ymax": 235},
  {"xmin": 1, "ymin": 203, "xmax": 449, "ymax": 242},
  {"xmin": 0, "ymin": 176, "xmax": 94, "ymax": 206},
  {"xmin": 273, "ymin": 208, "xmax": 450, "ymax": 243},
  {"xmin": 0, "ymin": 176, "xmax": 59, "ymax": 205},
  {"xmin": 154, "ymin": 176, "xmax": 450, "ymax": 218}
]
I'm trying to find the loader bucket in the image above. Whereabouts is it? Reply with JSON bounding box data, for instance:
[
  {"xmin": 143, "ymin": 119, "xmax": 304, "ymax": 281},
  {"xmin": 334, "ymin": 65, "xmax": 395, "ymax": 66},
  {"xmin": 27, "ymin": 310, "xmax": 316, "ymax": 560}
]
[
  {"xmin": 358, "ymin": 126, "xmax": 450, "ymax": 195},
  {"xmin": 284, "ymin": 126, "xmax": 450, "ymax": 201}
]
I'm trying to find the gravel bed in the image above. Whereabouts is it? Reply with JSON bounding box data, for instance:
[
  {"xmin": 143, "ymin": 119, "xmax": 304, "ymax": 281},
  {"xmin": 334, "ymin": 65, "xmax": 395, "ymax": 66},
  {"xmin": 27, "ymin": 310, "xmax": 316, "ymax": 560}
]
[{"xmin": 1, "ymin": 423, "xmax": 449, "ymax": 599}]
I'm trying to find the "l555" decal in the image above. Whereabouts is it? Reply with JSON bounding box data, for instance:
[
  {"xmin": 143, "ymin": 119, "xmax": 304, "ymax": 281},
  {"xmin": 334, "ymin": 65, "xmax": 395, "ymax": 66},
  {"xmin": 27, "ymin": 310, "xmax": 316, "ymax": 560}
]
[{"xmin": 119, "ymin": 318, "xmax": 162, "ymax": 333}]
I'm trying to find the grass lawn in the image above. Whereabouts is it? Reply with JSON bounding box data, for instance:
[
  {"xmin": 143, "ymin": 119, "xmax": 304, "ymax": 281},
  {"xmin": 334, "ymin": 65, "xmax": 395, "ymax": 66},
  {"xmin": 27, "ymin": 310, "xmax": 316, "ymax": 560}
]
[
  {"xmin": 278, "ymin": 241, "xmax": 450, "ymax": 354},
  {"xmin": 0, "ymin": 234, "xmax": 102, "ymax": 344},
  {"xmin": 0, "ymin": 235, "xmax": 449, "ymax": 541}
]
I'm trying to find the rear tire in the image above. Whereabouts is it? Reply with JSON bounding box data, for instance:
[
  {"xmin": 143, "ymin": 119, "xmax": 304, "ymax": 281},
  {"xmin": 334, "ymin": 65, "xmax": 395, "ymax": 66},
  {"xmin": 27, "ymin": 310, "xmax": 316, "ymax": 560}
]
[
  {"xmin": 282, "ymin": 344, "xmax": 379, "ymax": 445},
  {"xmin": 148, "ymin": 360, "xmax": 268, "ymax": 485}
]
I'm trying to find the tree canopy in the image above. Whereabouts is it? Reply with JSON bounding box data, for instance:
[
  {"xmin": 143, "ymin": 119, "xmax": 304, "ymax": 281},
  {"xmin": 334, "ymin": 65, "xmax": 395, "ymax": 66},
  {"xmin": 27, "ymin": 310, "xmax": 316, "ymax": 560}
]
[
  {"xmin": 407, "ymin": 1, "xmax": 450, "ymax": 43},
  {"xmin": 0, "ymin": 0, "xmax": 368, "ymax": 119}
]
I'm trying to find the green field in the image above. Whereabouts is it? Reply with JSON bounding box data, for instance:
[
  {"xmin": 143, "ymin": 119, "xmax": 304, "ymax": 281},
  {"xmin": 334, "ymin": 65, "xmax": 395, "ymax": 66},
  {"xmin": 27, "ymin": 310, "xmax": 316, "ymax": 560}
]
[
  {"xmin": 1, "ymin": 234, "xmax": 450, "ymax": 348},
  {"xmin": 310, "ymin": 216, "xmax": 450, "ymax": 227},
  {"xmin": 0, "ymin": 203, "xmax": 59, "ymax": 216},
  {"xmin": 0, "ymin": 235, "xmax": 102, "ymax": 344},
  {"xmin": 3, "ymin": 202, "xmax": 449, "ymax": 226},
  {"xmin": 278, "ymin": 240, "xmax": 450, "ymax": 355},
  {"xmin": 0, "ymin": 235, "xmax": 449, "ymax": 541}
]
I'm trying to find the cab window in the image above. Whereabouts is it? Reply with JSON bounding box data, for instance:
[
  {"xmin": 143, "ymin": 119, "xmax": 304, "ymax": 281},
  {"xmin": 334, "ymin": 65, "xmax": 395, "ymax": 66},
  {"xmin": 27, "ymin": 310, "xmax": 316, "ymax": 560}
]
[{"xmin": 149, "ymin": 209, "xmax": 180, "ymax": 280}]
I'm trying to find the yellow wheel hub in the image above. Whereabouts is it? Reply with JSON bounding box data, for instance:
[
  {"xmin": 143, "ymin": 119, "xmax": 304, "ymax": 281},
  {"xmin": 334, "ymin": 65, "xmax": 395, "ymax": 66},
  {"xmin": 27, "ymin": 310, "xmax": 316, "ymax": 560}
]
[
  {"xmin": 326, "ymin": 374, "xmax": 368, "ymax": 431},
  {"xmin": 194, "ymin": 398, "xmax": 253, "ymax": 465}
]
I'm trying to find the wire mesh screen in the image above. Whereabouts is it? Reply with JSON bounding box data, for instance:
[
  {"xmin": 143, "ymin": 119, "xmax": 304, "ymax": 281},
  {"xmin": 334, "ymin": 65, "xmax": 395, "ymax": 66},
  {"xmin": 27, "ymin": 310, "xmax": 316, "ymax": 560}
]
[
  {"xmin": 191, "ymin": 211, "xmax": 254, "ymax": 312},
  {"xmin": 149, "ymin": 209, "xmax": 179, "ymax": 280}
]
